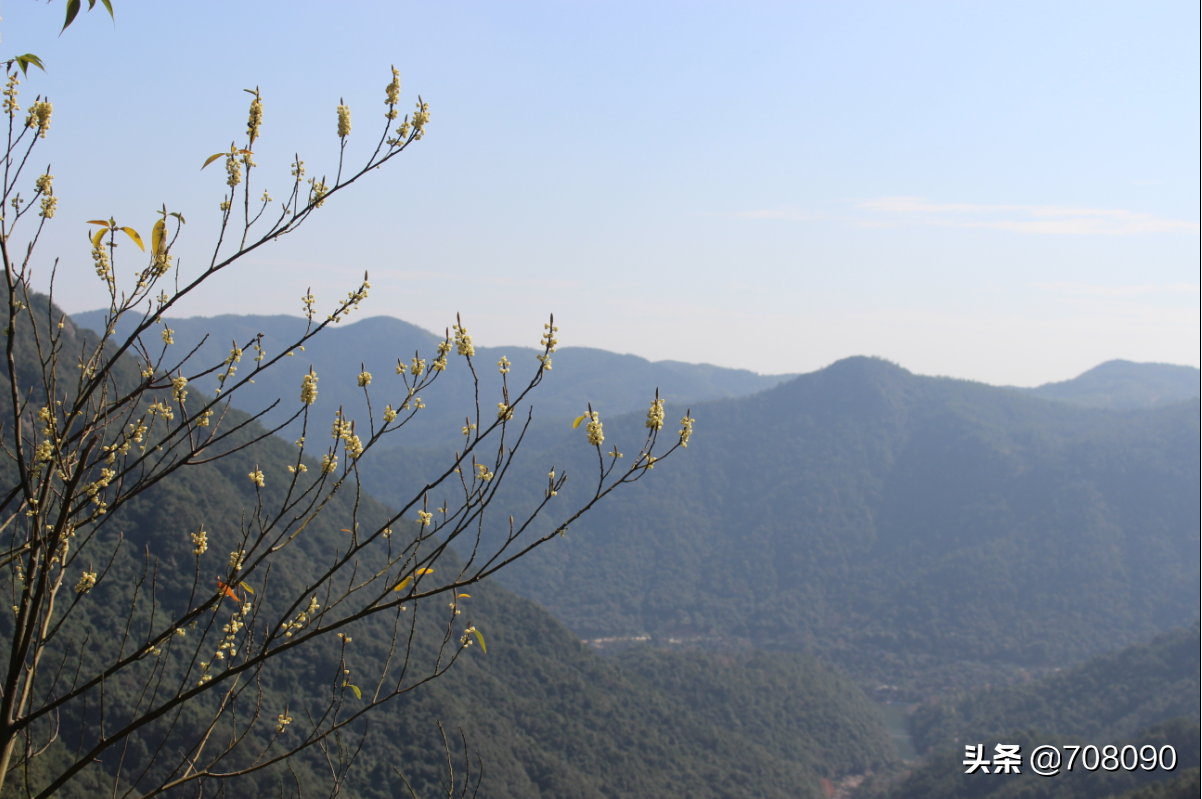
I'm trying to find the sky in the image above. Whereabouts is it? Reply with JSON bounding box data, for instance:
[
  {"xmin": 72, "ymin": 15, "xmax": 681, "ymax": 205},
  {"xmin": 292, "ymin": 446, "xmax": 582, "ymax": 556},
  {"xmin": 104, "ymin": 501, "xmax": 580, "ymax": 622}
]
[{"xmin": 5, "ymin": 1, "xmax": 1198, "ymax": 386}]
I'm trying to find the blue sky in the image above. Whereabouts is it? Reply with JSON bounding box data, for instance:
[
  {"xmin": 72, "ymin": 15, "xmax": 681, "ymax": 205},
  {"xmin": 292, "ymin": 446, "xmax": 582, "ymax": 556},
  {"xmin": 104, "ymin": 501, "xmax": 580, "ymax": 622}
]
[{"xmin": 6, "ymin": 1, "xmax": 1198, "ymax": 385}]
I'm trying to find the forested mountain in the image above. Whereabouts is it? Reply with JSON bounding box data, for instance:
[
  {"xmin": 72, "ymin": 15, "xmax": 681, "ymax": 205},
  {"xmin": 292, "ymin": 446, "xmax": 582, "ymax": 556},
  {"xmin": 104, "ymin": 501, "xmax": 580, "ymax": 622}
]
[
  {"xmin": 866, "ymin": 719, "xmax": 1198, "ymax": 799},
  {"xmin": 909, "ymin": 623, "xmax": 1200, "ymax": 754},
  {"xmin": 3, "ymin": 300, "xmax": 894, "ymax": 799},
  {"xmin": 864, "ymin": 625, "xmax": 1200, "ymax": 799},
  {"xmin": 360, "ymin": 356, "xmax": 1200, "ymax": 697},
  {"xmin": 70, "ymin": 310, "xmax": 794, "ymax": 452},
  {"xmin": 1015, "ymin": 360, "xmax": 1199, "ymax": 410}
]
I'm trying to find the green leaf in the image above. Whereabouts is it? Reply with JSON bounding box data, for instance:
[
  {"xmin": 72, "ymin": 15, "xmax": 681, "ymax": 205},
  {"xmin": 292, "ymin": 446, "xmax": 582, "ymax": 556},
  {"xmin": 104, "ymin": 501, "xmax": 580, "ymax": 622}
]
[
  {"xmin": 61, "ymin": 0, "xmax": 82, "ymax": 32},
  {"xmin": 238, "ymin": 581, "xmax": 254, "ymax": 595},
  {"xmin": 62, "ymin": 0, "xmax": 113, "ymax": 33},
  {"xmin": 13, "ymin": 55, "xmax": 45, "ymax": 77},
  {"xmin": 201, "ymin": 153, "xmax": 226, "ymax": 170},
  {"xmin": 169, "ymin": 212, "xmax": 186, "ymax": 223},
  {"xmin": 119, "ymin": 226, "xmax": 145, "ymax": 252},
  {"xmin": 471, "ymin": 628, "xmax": 487, "ymax": 653},
  {"xmin": 350, "ymin": 684, "xmax": 362, "ymax": 700}
]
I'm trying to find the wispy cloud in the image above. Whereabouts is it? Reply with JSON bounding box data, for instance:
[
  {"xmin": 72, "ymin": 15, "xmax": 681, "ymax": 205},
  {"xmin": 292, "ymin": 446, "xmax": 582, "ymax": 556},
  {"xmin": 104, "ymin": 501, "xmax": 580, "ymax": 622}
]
[
  {"xmin": 1035, "ymin": 281, "xmax": 1200, "ymax": 298},
  {"xmin": 728, "ymin": 197, "xmax": 1198, "ymax": 235},
  {"xmin": 855, "ymin": 196, "xmax": 1198, "ymax": 235}
]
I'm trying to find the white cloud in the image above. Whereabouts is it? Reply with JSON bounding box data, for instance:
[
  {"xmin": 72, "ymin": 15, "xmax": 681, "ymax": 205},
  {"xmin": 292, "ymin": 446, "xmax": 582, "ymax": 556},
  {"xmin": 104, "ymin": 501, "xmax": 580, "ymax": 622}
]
[{"xmin": 855, "ymin": 196, "xmax": 1199, "ymax": 235}]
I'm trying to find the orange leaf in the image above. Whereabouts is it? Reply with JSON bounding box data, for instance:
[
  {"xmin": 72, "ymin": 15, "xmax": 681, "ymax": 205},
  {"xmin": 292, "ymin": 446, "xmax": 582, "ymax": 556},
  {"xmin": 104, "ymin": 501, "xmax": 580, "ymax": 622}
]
[{"xmin": 216, "ymin": 579, "xmax": 242, "ymax": 603}]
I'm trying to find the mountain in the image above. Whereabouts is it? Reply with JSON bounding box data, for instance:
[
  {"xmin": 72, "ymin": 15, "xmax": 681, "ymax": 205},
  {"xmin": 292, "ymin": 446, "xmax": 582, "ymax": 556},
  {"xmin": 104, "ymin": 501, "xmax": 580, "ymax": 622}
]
[
  {"xmin": 866, "ymin": 719, "xmax": 1198, "ymax": 799},
  {"xmin": 4, "ymin": 298, "xmax": 895, "ymax": 799},
  {"xmin": 864, "ymin": 624, "xmax": 1200, "ymax": 799},
  {"xmin": 69, "ymin": 310, "xmax": 795, "ymax": 452},
  {"xmin": 1014, "ymin": 360, "xmax": 1199, "ymax": 410},
  {"xmin": 363, "ymin": 357, "xmax": 1200, "ymax": 698},
  {"xmin": 909, "ymin": 623, "xmax": 1200, "ymax": 755}
]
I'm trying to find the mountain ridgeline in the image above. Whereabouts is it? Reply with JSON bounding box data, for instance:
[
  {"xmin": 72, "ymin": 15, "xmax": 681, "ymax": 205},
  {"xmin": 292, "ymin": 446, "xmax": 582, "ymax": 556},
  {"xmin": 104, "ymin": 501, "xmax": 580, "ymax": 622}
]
[
  {"xmin": 1013, "ymin": 360, "xmax": 1200, "ymax": 410},
  {"xmin": 55, "ymin": 308, "xmax": 1202, "ymax": 798},
  {"xmin": 367, "ymin": 355, "xmax": 1199, "ymax": 697},
  {"xmin": 70, "ymin": 310, "xmax": 795, "ymax": 454}
]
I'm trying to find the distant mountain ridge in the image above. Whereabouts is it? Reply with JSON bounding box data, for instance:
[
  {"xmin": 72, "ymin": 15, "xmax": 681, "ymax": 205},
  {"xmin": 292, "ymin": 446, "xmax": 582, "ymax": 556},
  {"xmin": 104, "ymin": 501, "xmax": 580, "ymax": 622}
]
[
  {"xmin": 380, "ymin": 356, "xmax": 1200, "ymax": 700},
  {"xmin": 70, "ymin": 310, "xmax": 796, "ymax": 451},
  {"xmin": 1014, "ymin": 359, "xmax": 1199, "ymax": 410}
]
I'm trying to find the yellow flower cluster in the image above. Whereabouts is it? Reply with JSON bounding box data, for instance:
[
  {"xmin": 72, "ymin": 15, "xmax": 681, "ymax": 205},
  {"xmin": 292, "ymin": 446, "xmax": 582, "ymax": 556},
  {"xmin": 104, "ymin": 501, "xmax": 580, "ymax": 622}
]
[
  {"xmin": 679, "ymin": 414, "xmax": 695, "ymax": 447},
  {"xmin": 276, "ymin": 712, "xmax": 293, "ymax": 735},
  {"xmin": 383, "ymin": 405, "xmax": 397, "ymax": 423},
  {"xmin": 497, "ymin": 356, "xmax": 510, "ymax": 375},
  {"xmin": 309, "ymin": 178, "xmax": 328, "ymax": 208},
  {"xmin": 171, "ymin": 375, "xmax": 188, "ymax": 403},
  {"xmin": 74, "ymin": 571, "xmax": 97, "ymax": 595},
  {"xmin": 385, "ymin": 67, "xmax": 401, "ymax": 117},
  {"xmin": 225, "ymin": 145, "xmax": 242, "ymax": 189},
  {"xmin": 25, "ymin": 100, "xmax": 51, "ymax": 137},
  {"xmin": 453, "ymin": 324, "xmax": 475, "ymax": 357},
  {"xmin": 586, "ymin": 412, "xmax": 604, "ymax": 446},
  {"xmin": 248, "ymin": 467, "xmax": 265, "ymax": 488},
  {"xmin": 432, "ymin": 341, "xmax": 451, "ymax": 372},
  {"xmin": 475, "ymin": 463, "xmax": 494, "ymax": 482},
  {"xmin": 321, "ymin": 453, "xmax": 338, "ymax": 474},
  {"xmin": 357, "ymin": 370, "xmax": 372, "ymax": 387},
  {"xmin": 35, "ymin": 173, "xmax": 55, "ymax": 219},
  {"xmin": 92, "ymin": 241, "xmax": 112, "ymax": 284},
  {"xmin": 417, "ymin": 510, "xmax": 433, "ymax": 527},
  {"xmin": 246, "ymin": 88, "xmax": 263, "ymax": 145},
  {"xmin": 300, "ymin": 371, "xmax": 319, "ymax": 405},
  {"xmin": 191, "ymin": 528, "xmax": 209, "ymax": 556},
  {"xmin": 497, "ymin": 402, "xmax": 514, "ymax": 421},
  {"xmin": 2, "ymin": 74, "xmax": 18, "ymax": 115},
  {"xmin": 337, "ymin": 100, "xmax": 352, "ymax": 138},
  {"xmin": 280, "ymin": 596, "xmax": 320, "ymax": 639},
  {"xmin": 645, "ymin": 398, "xmax": 665, "ymax": 430}
]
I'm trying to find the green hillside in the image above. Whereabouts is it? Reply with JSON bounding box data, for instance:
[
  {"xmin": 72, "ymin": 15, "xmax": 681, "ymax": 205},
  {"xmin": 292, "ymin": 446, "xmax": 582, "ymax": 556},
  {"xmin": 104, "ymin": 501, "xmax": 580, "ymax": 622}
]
[
  {"xmin": 385, "ymin": 357, "xmax": 1200, "ymax": 696},
  {"xmin": 3, "ymin": 298, "xmax": 894, "ymax": 798},
  {"xmin": 867, "ymin": 718, "xmax": 1198, "ymax": 799},
  {"xmin": 1015, "ymin": 360, "xmax": 1199, "ymax": 410},
  {"xmin": 869, "ymin": 626, "xmax": 1200, "ymax": 799},
  {"xmin": 910, "ymin": 623, "xmax": 1200, "ymax": 755}
]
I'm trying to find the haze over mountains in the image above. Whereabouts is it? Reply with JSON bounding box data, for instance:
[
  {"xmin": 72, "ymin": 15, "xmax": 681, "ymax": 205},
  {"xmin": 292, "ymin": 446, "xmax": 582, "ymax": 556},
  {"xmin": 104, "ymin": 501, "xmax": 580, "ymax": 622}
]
[
  {"xmin": 71, "ymin": 311, "xmax": 796, "ymax": 452},
  {"xmin": 61, "ymin": 308, "xmax": 1202, "ymax": 798}
]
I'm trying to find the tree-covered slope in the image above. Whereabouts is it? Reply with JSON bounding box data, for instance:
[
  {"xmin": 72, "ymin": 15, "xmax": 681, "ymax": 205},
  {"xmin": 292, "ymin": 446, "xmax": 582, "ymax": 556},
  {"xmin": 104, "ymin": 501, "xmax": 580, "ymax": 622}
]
[
  {"xmin": 909, "ymin": 623, "xmax": 1200, "ymax": 755},
  {"xmin": 401, "ymin": 357, "xmax": 1200, "ymax": 694},
  {"xmin": 866, "ymin": 719, "xmax": 1198, "ymax": 799},
  {"xmin": 4, "ymin": 300, "xmax": 894, "ymax": 798},
  {"xmin": 9, "ymin": 418, "xmax": 894, "ymax": 799}
]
